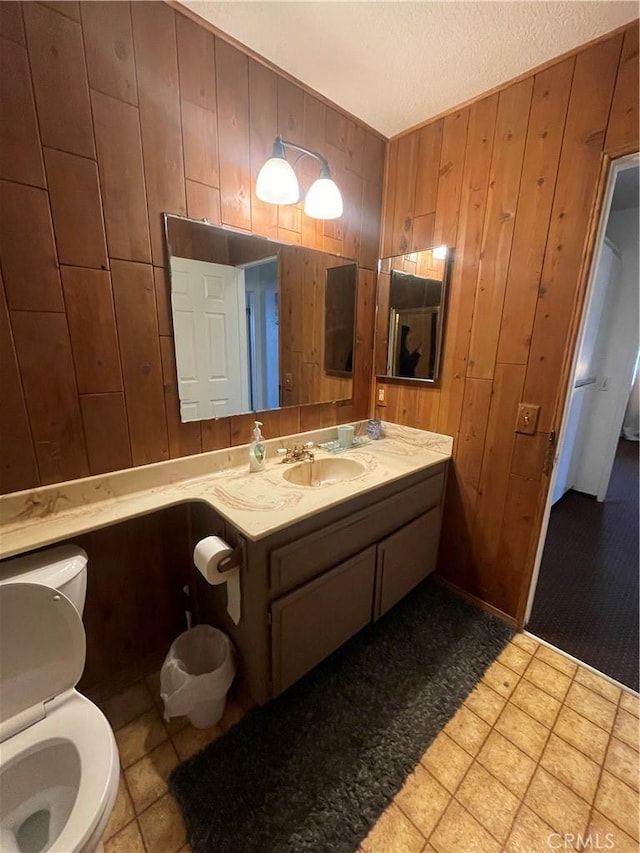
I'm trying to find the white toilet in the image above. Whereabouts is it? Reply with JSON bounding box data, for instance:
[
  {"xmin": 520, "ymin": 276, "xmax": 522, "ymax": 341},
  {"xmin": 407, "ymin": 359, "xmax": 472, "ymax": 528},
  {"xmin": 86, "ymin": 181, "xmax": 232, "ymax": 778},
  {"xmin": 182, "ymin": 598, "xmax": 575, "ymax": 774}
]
[{"xmin": 0, "ymin": 546, "xmax": 120, "ymax": 853}]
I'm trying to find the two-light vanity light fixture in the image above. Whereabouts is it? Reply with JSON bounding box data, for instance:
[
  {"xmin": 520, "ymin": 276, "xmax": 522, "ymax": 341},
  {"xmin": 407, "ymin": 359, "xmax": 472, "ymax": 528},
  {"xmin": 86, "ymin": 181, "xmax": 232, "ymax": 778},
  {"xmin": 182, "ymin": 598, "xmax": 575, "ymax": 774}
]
[{"xmin": 256, "ymin": 136, "xmax": 343, "ymax": 220}]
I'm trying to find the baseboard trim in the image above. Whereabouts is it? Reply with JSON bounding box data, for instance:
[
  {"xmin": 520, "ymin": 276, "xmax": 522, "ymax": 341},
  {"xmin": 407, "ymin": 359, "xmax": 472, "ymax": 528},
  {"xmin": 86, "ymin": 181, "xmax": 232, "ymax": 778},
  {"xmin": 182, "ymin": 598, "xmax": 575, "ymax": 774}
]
[{"xmin": 434, "ymin": 576, "xmax": 517, "ymax": 627}]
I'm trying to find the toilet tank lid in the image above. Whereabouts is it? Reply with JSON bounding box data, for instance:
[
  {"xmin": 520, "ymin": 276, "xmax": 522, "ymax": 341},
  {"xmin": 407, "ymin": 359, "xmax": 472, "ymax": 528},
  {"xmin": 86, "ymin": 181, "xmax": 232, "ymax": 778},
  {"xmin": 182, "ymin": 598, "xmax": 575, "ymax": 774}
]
[{"xmin": 0, "ymin": 545, "xmax": 87, "ymax": 588}]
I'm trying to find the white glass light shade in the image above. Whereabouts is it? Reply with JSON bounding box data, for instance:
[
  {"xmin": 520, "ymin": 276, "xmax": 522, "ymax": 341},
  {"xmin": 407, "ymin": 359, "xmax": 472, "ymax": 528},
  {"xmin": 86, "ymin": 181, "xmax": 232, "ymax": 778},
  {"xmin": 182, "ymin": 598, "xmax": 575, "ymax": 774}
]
[
  {"xmin": 433, "ymin": 245, "xmax": 448, "ymax": 260},
  {"xmin": 304, "ymin": 177, "xmax": 343, "ymax": 220},
  {"xmin": 256, "ymin": 157, "xmax": 300, "ymax": 205}
]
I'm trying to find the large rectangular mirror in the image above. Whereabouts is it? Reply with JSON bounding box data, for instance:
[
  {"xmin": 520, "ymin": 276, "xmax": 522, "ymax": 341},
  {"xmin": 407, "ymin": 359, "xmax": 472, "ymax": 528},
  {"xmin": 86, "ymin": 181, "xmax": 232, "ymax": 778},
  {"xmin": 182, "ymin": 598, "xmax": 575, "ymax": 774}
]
[
  {"xmin": 375, "ymin": 246, "xmax": 452, "ymax": 383},
  {"xmin": 164, "ymin": 215, "xmax": 357, "ymax": 422}
]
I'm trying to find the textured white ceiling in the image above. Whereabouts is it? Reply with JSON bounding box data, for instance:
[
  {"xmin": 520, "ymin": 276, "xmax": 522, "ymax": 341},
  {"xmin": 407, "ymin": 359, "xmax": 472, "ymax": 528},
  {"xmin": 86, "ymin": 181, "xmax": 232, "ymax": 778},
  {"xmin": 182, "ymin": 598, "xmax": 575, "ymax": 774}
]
[{"xmin": 181, "ymin": 1, "xmax": 638, "ymax": 138}]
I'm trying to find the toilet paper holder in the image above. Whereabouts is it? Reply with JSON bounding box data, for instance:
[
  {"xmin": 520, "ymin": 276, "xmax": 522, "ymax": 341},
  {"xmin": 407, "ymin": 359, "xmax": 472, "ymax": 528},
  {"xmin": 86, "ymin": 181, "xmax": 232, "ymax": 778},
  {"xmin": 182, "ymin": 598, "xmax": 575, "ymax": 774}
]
[{"xmin": 218, "ymin": 540, "xmax": 245, "ymax": 574}]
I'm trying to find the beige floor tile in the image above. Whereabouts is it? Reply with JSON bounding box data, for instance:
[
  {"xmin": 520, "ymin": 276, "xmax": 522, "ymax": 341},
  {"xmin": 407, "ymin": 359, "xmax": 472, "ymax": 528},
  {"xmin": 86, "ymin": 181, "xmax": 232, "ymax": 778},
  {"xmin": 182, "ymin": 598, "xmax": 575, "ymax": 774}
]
[
  {"xmin": 620, "ymin": 691, "xmax": 639, "ymax": 718},
  {"xmin": 604, "ymin": 736, "xmax": 639, "ymax": 791},
  {"xmin": 564, "ymin": 682, "xmax": 617, "ymax": 731},
  {"xmin": 539, "ymin": 733, "xmax": 600, "ymax": 803},
  {"xmin": 477, "ymin": 730, "xmax": 536, "ymax": 797},
  {"xmin": 482, "ymin": 660, "xmax": 519, "ymax": 698},
  {"xmin": 146, "ymin": 670, "xmax": 162, "ymax": 706},
  {"xmin": 574, "ymin": 668, "xmax": 621, "ymax": 704},
  {"xmin": 115, "ymin": 707, "xmax": 168, "ymax": 769},
  {"xmin": 495, "ymin": 703, "xmax": 550, "ymax": 761},
  {"xmin": 613, "ymin": 708, "xmax": 640, "ymax": 751},
  {"xmin": 594, "ymin": 770, "xmax": 639, "ymax": 841},
  {"xmin": 102, "ymin": 776, "xmax": 135, "ymax": 841},
  {"xmin": 524, "ymin": 658, "xmax": 572, "ymax": 702},
  {"xmin": 498, "ymin": 643, "xmax": 532, "ymax": 675},
  {"xmin": 464, "ymin": 681, "xmax": 506, "ymax": 726},
  {"xmin": 125, "ymin": 740, "xmax": 180, "ymax": 815},
  {"xmin": 504, "ymin": 805, "xmax": 556, "ymax": 853},
  {"xmin": 423, "ymin": 846, "xmax": 438, "ymax": 853},
  {"xmin": 553, "ymin": 705, "xmax": 610, "ymax": 764},
  {"xmin": 172, "ymin": 722, "xmax": 222, "ymax": 761},
  {"xmin": 361, "ymin": 802, "xmax": 425, "ymax": 853},
  {"xmin": 430, "ymin": 799, "xmax": 501, "ymax": 853},
  {"xmin": 533, "ymin": 644, "xmax": 577, "ymax": 677},
  {"xmin": 164, "ymin": 714, "xmax": 190, "ymax": 737},
  {"xmin": 104, "ymin": 819, "xmax": 146, "ymax": 853},
  {"xmin": 219, "ymin": 696, "xmax": 246, "ymax": 732},
  {"xmin": 444, "ymin": 705, "xmax": 490, "ymax": 757},
  {"xmin": 511, "ymin": 679, "xmax": 561, "ymax": 728},
  {"xmin": 512, "ymin": 633, "xmax": 539, "ymax": 655},
  {"xmin": 420, "ymin": 732, "xmax": 473, "ymax": 794},
  {"xmin": 524, "ymin": 767, "xmax": 590, "ymax": 837},
  {"xmin": 455, "ymin": 762, "xmax": 520, "ymax": 843},
  {"xmin": 138, "ymin": 793, "xmax": 187, "ymax": 853},
  {"xmin": 394, "ymin": 764, "xmax": 450, "ymax": 838},
  {"xmin": 588, "ymin": 810, "xmax": 639, "ymax": 853},
  {"xmin": 104, "ymin": 681, "xmax": 155, "ymax": 731}
]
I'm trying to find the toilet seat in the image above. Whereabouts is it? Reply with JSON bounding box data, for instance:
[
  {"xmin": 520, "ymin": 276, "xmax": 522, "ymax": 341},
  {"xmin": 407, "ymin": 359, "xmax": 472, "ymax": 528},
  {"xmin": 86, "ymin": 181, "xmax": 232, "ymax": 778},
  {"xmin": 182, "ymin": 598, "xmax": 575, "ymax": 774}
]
[
  {"xmin": 0, "ymin": 691, "xmax": 119, "ymax": 853},
  {"xmin": 0, "ymin": 582, "xmax": 119, "ymax": 852}
]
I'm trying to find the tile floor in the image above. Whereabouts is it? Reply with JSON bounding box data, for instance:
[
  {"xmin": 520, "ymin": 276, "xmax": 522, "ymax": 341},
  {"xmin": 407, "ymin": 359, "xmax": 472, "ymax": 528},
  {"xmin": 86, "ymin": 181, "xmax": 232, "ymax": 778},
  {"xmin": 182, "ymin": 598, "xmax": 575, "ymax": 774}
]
[{"xmin": 100, "ymin": 634, "xmax": 639, "ymax": 853}]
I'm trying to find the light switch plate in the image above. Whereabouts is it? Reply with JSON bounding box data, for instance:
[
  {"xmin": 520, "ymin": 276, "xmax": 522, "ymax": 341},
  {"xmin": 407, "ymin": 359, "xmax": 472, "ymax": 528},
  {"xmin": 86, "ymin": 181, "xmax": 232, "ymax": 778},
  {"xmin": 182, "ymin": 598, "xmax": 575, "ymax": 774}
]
[
  {"xmin": 377, "ymin": 386, "xmax": 386, "ymax": 406},
  {"xmin": 515, "ymin": 403, "xmax": 540, "ymax": 435}
]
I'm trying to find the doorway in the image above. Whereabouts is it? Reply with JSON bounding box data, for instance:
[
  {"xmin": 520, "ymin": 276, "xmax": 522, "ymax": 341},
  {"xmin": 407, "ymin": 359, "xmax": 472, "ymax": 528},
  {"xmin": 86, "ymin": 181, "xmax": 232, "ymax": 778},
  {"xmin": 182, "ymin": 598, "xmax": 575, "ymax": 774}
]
[
  {"xmin": 526, "ymin": 155, "xmax": 639, "ymax": 691},
  {"xmin": 242, "ymin": 258, "xmax": 279, "ymax": 412}
]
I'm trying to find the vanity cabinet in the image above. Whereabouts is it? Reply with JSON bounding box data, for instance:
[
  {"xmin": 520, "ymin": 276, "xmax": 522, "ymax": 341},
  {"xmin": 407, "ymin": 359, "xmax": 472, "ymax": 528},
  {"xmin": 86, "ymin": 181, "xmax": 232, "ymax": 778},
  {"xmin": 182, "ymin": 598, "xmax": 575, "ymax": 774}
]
[{"xmin": 191, "ymin": 460, "xmax": 447, "ymax": 704}]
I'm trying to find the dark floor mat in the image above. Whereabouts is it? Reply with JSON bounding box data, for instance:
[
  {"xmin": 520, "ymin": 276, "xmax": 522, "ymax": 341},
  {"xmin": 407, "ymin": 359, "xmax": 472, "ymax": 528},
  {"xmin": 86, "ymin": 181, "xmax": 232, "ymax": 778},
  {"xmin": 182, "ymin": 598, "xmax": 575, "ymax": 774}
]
[
  {"xmin": 528, "ymin": 439, "xmax": 639, "ymax": 691},
  {"xmin": 170, "ymin": 579, "xmax": 512, "ymax": 853}
]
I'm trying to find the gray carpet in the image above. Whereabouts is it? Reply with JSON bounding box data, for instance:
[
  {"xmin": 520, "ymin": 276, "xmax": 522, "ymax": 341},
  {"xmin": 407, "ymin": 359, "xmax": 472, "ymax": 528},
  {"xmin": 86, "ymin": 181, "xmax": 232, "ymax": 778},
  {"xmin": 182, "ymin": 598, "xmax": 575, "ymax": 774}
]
[{"xmin": 169, "ymin": 579, "xmax": 512, "ymax": 853}]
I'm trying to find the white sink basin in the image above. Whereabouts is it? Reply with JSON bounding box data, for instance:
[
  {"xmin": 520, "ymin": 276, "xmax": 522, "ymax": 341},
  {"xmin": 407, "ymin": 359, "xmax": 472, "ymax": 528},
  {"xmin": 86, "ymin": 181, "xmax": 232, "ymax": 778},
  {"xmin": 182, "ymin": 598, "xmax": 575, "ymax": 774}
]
[{"xmin": 282, "ymin": 457, "xmax": 365, "ymax": 487}]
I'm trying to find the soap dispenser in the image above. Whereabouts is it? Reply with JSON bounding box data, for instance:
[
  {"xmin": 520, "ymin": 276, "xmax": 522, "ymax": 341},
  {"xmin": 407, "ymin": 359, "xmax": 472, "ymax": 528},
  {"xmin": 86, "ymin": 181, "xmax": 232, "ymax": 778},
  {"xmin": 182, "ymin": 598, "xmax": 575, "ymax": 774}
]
[{"xmin": 249, "ymin": 421, "xmax": 266, "ymax": 472}]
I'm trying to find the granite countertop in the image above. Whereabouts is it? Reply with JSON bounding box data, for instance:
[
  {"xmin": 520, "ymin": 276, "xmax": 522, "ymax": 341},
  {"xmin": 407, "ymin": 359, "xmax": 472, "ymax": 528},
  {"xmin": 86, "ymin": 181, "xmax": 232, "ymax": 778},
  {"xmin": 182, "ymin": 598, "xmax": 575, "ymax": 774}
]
[{"xmin": 0, "ymin": 422, "xmax": 452, "ymax": 559}]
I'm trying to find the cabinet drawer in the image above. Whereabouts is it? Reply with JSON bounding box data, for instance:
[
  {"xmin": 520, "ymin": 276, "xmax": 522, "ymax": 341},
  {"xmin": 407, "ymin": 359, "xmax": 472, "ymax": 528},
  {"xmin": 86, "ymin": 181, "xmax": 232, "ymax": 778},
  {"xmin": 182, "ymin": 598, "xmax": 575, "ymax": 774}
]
[
  {"xmin": 375, "ymin": 507, "xmax": 441, "ymax": 618},
  {"xmin": 271, "ymin": 546, "xmax": 376, "ymax": 695},
  {"xmin": 270, "ymin": 469, "xmax": 444, "ymax": 593}
]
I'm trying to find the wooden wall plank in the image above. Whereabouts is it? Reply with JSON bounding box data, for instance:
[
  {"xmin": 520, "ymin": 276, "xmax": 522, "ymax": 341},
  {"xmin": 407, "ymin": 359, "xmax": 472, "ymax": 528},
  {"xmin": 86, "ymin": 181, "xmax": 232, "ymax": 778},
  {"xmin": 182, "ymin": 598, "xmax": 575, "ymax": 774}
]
[
  {"xmin": 360, "ymin": 177, "xmax": 383, "ymax": 270},
  {"xmin": 0, "ymin": 2, "xmax": 25, "ymax": 44},
  {"xmin": 523, "ymin": 34, "xmax": 623, "ymax": 433},
  {"xmin": 80, "ymin": 392, "xmax": 132, "ymax": 475},
  {"xmin": 111, "ymin": 260, "xmax": 169, "ymax": 465},
  {"xmin": 81, "ymin": 1, "xmax": 137, "ymax": 106},
  {"xmin": 11, "ymin": 310, "xmax": 89, "ymax": 484},
  {"xmin": 132, "ymin": 1, "xmax": 186, "ymax": 265},
  {"xmin": 0, "ymin": 281, "xmax": 39, "ymax": 492},
  {"xmin": 201, "ymin": 418, "xmax": 231, "ymax": 451},
  {"xmin": 414, "ymin": 121, "xmax": 444, "ymax": 217},
  {"xmin": 40, "ymin": 2, "xmax": 80, "ymax": 21},
  {"xmin": 277, "ymin": 78, "xmax": 305, "ymax": 236},
  {"xmin": 0, "ymin": 36, "xmax": 45, "ymax": 186},
  {"xmin": 23, "ymin": 2, "xmax": 94, "ymax": 158},
  {"xmin": 181, "ymin": 101, "xmax": 219, "ymax": 188},
  {"xmin": 433, "ymin": 109, "xmax": 469, "ymax": 247},
  {"xmin": 185, "ymin": 180, "xmax": 221, "ymax": 223},
  {"xmin": 248, "ymin": 60, "xmax": 279, "ymax": 239},
  {"xmin": 91, "ymin": 90, "xmax": 152, "ymax": 263},
  {"xmin": 44, "ymin": 148, "xmax": 108, "ymax": 270},
  {"xmin": 154, "ymin": 267, "xmax": 172, "ymax": 338},
  {"xmin": 493, "ymin": 474, "xmax": 540, "ymax": 614},
  {"xmin": 497, "ymin": 58, "xmax": 575, "ymax": 365},
  {"xmin": 436, "ymin": 95, "xmax": 498, "ymax": 439},
  {"xmin": 176, "ymin": 11, "xmax": 216, "ymax": 111},
  {"xmin": 389, "ymin": 132, "xmax": 418, "ymax": 255},
  {"xmin": 467, "ymin": 78, "xmax": 533, "ymax": 380},
  {"xmin": 605, "ymin": 25, "xmax": 639, "ymax": 153},
  {"xmin": 216, "ymin": 38, "xmax": 252, "ymax": 230},
  {"xmin": 0, "ymin": 180, "xmax": 63, "ymax": 311},
  {"xmin": 61, "ymin": 266, "xmax": 122, "ymax": 394},
  {"xmin": 159, "ymin": 335, "xmax": 202, "ymax": 458}
]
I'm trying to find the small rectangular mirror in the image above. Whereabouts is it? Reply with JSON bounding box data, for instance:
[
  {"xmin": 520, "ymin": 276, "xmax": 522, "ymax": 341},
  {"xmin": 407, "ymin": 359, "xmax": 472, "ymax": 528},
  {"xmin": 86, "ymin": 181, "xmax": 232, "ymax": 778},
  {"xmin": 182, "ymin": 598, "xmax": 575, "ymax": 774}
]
[
  {"xmin": 164, "ymin": 214, "xmax": 357, "ymax": 422},
  {"xmin": 375, "ymin": 246, "xmax": 452, "ymax": 383}
]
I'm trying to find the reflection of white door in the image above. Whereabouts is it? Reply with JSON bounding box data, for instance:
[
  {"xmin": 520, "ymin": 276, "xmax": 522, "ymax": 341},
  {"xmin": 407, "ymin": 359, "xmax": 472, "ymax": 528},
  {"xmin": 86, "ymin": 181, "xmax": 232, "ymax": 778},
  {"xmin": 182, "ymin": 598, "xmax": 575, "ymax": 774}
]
[{"xmin": 170, "ymin": 257, "xmax": 249, "ymax": 421}]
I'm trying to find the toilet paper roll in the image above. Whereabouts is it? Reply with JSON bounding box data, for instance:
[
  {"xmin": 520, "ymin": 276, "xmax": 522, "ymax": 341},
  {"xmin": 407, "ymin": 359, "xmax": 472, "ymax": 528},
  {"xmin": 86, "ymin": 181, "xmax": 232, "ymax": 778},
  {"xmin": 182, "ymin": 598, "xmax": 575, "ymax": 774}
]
[{"xmin": 193, "ymin": 536, "xmax": 241, "ymax": 625}]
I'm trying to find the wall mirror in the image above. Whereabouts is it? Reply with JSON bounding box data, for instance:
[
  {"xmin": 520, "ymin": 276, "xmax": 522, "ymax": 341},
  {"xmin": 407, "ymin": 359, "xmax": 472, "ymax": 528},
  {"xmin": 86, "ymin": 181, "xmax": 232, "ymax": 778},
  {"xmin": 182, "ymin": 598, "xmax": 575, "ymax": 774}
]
[
  {"xmin": 375, "ymin": 246, "xmax": 452, "ymax": 383},
  {"xmin": 164, "ymin": 215, "xmax": 357, "ymax": 422}
]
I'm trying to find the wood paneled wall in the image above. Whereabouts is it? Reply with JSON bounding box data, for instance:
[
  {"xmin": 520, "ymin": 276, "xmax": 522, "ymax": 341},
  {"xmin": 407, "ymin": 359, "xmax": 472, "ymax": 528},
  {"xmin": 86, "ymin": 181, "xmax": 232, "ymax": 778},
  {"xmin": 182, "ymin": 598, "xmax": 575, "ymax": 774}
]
[
  {"xmin": 378, "ymin": 23, "xmax": 639, "ymax": 621},
  {"xmin": 0, "ymin": 0, "xmax": 385, "ymax": 495}
]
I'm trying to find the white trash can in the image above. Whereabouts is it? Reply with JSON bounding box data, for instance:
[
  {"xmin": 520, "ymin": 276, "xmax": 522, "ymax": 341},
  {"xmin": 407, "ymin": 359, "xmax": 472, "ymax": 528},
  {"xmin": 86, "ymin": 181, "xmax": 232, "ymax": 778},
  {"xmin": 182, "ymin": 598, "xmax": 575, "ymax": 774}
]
[{"xmin": 160, "ymin": 625, "xmax": 236, "ymax": 728}]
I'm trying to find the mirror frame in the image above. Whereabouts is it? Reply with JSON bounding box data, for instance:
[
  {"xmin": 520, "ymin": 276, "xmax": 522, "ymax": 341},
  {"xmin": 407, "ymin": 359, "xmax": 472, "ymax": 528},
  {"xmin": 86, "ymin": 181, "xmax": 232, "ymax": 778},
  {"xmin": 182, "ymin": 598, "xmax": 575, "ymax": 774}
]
[
  {"xmin": 375, "ymin": 247, "xmax": 453, "ymax": 385},
  {"xmin": 162, "ymin": 213, "xmax": 359, "ymax": 419}
]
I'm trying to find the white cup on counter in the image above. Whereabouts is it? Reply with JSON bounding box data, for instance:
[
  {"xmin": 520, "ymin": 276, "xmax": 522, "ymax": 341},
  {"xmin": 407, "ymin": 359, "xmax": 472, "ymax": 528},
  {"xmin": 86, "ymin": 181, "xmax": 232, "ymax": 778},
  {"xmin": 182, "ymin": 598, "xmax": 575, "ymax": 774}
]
[{"xmin": 337, "ymin": 424, "xmax": 355, "ymax": 448}]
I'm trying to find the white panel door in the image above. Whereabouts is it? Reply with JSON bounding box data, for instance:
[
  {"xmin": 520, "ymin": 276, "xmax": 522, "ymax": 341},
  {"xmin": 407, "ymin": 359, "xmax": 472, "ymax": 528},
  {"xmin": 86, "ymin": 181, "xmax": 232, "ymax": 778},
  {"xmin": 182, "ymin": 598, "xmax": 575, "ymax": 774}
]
[{"xmin": 170, "ymin": 257, "xmax": 249, "ymax": 421}]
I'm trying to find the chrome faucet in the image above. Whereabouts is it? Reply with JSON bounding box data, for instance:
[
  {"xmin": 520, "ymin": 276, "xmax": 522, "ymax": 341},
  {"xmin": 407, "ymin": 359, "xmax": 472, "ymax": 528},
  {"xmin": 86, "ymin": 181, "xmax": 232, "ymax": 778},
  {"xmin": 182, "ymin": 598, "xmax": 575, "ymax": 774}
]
[{"xmin": 277, "ymin": 442, "xmax": 315, "ymax": 463}]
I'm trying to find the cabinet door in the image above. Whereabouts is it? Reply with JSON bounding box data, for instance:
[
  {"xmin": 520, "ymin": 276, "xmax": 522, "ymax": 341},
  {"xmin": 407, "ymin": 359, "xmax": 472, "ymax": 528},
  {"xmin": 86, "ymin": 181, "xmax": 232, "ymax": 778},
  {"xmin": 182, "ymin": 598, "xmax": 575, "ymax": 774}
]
[
  {"xmin": 375, "ymin": 508, "xmax": 441, "ymax": 618},
  {"xmin": 271, "ymin": 547, "xmax": 376, "ymax": 695}
]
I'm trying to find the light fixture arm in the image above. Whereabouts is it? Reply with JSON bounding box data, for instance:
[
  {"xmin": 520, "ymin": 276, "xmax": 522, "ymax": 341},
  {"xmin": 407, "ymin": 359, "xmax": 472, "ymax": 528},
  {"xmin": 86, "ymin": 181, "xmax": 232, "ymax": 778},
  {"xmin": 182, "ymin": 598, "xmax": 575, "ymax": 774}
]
[{"xmin": 273, "ymin": 135, "xmax": 332, "ymax": 178}]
